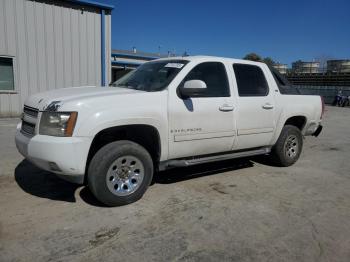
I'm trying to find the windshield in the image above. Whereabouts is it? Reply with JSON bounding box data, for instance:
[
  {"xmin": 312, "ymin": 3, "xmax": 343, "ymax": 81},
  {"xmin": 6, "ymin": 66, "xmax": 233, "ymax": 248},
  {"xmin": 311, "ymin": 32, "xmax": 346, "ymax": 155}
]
[{"xmin": 110, "ymin": 60, "xmax": 189, "ymax": 92}]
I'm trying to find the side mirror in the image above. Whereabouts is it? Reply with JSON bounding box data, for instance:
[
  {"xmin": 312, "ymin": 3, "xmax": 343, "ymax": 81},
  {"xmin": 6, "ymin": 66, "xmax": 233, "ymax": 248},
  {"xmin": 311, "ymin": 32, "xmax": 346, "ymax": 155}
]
[{"xmin": 179, "ymin": 80, "xmax": 207, "ymax": 98}]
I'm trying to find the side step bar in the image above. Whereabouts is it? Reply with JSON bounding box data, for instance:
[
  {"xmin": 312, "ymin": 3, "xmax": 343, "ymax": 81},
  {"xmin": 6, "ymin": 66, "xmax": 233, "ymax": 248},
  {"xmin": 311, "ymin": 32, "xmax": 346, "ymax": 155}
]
[{"xmin": 159, "ymin": 147, "xmax": 271, "ymax": 170}]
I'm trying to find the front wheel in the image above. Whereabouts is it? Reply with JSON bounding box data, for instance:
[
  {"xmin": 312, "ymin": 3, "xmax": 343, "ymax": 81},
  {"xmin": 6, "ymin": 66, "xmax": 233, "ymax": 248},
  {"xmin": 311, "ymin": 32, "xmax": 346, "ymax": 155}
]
[
  {"xmin": 270, "ymin": 125, "xmax": 303, "ymax": 167},
  {"xmin": 88, "ymin": 140, "xmax": 153, "ymax": 206}
]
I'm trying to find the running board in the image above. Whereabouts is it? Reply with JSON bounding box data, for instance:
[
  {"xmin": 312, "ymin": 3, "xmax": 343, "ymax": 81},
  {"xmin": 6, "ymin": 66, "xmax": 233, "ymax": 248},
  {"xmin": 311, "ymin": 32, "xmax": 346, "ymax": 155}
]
[{"xmin": 159, "ymin": 147, "xmax": 271, "ymax": 170}]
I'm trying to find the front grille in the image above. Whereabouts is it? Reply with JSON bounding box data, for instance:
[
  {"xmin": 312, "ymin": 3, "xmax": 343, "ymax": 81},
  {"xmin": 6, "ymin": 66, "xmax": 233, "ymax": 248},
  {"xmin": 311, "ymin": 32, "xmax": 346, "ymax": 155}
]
[
  {"xmin": 23, "ymin": 106, "xmax": 39, "ymax": 118},
  {"xmin": 21, "ymin": 105, "xmax": 39, "ymax": 137},
  {"xmin": 21, "ymin": 121, "xmax": 36, "ymax": 136}
]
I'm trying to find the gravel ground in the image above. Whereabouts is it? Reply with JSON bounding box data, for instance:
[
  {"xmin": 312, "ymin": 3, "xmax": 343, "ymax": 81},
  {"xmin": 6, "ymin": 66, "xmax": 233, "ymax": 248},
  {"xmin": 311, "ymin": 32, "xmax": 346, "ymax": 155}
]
[{"xmin": 0, "ymin": 106, "xmax": 350, "ymax": 262}]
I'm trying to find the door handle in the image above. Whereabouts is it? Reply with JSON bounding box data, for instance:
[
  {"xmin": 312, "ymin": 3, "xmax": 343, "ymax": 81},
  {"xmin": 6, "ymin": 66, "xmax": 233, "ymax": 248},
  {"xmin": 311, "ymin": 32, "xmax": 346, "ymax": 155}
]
[
  {"xmin": 262, "ymin": 103, "xmax": 274, "ymax": 110},
  {"xmin": 219, "ymin": 104, "xmax": 234, "ymax": 112}
]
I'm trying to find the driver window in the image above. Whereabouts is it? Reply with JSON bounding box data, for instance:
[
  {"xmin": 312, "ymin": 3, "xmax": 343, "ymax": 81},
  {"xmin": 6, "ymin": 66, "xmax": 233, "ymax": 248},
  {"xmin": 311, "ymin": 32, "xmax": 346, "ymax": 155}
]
[{"xmin": 182, "ymin": 62, "xmax": 230, "ymax": 97}]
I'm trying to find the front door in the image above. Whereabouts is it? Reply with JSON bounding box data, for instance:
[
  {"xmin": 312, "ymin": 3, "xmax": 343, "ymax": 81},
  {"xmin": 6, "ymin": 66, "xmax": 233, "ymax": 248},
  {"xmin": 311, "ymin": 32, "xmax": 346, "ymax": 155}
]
[{"xmin": 168, "ymin": 62, "xmax": 236, "ymax": 159}]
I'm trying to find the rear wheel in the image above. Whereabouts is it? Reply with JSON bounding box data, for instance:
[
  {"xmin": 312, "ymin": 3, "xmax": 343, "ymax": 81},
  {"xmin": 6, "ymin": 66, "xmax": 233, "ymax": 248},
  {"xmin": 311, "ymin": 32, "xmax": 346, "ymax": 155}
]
[
  {"xmin": 270, "ymin": 125, "xmax": 303, "ymax": 167},
  {"xmin": 88, "ymin": 140, "xmax": 153, "ymax": 206}
]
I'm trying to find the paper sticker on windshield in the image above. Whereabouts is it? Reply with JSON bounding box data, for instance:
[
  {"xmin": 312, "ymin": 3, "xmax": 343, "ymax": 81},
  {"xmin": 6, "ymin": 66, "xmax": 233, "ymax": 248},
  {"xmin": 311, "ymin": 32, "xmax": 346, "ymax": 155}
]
[{"xmin": 165, "ymin": 63, "xmax": 184, "ymax": 69}]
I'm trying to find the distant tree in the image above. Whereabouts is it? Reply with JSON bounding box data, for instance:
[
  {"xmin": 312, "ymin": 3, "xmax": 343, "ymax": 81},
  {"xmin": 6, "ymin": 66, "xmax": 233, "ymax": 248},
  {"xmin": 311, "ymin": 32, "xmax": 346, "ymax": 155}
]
[
  {"xmin": 243, "ymin": 53, "xmax": 262, "ymax": 62},
  {"xmin": 262, "ymin": 57, "xmax": 275, "ymax": 66}
]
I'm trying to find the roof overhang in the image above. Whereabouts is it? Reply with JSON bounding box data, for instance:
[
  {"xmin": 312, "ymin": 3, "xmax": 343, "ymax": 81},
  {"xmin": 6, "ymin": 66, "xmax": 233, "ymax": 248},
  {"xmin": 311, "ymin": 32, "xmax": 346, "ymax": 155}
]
[
  {"xmin": 111, "ymin": 52, "xmax": 160, "ymax": 61},
  {"xmin": 112, "ymin": 61, "xmax": 142, "ymax": 67},
  {"xmin": 68, "ymin": 0, "xmax": 114, "ymax": 10}
]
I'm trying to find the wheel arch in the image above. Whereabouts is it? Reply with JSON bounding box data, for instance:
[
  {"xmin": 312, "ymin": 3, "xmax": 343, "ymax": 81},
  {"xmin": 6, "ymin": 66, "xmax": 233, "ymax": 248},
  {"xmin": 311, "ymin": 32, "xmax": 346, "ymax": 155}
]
[
  {"xmin": 271, "ymin": 114, "xmax": 307, "ymax": 145},
  {"xmin": 85, "ymin": 124, "xmax": 162, "ymax": 181},
  {"xmin": 284, "ymin": 115, "xmax": 307, "ymax": 131}
]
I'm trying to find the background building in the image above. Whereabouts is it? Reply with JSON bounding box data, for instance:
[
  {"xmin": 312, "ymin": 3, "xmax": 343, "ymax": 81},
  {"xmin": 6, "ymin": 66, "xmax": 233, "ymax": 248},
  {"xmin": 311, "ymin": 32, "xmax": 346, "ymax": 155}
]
[
  {"xmin": 0, "ymin": 0, "xmax": 113, "ymax": 117},
  {"xmin": 272, "ymin": 64, "xmax": 288, "ymax": 74},
  {"xmin": 111, "ymin": 49, "xmax": 163, "ymax": 82},
  {"xmin": 327, "ymin": 60, "xmax": 350, "ymax": 73},
  {"xmin": 292, "ymin": 61, "xmax": 320, "ymax": 74}
]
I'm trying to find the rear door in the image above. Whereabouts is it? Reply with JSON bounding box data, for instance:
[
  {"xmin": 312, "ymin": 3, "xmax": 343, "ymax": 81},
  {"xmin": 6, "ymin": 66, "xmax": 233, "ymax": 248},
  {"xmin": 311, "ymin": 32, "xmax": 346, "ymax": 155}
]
[{"xmin": 232, "ymin": 63, "xmax": 276, "ymax": 150}]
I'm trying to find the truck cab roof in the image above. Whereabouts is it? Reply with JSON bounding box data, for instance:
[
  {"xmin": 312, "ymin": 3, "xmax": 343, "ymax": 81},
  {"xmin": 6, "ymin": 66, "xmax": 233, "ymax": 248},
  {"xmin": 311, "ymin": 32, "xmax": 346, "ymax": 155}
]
[{"xmin": 155, "ymin": 55, "xmax": 266, "ymax": 67}]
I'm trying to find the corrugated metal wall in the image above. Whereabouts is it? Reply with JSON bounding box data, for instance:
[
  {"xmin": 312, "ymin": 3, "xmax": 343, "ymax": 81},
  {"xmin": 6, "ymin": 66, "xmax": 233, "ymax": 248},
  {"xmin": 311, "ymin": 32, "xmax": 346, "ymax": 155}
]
[{"xmin": 0, "ymin": 0, "xmax": 111, "ymax": 117}]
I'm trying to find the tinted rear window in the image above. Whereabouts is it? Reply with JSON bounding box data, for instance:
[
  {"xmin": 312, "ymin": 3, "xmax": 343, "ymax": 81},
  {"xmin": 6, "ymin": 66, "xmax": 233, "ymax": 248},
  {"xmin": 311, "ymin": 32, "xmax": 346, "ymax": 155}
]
[
  {"xmin": 233, "ymin": 64, "xmax": 268, "ymax": 96},
  {"xmin": 269, "ymin": 66, "xmax": 300, "ymax": 95}
]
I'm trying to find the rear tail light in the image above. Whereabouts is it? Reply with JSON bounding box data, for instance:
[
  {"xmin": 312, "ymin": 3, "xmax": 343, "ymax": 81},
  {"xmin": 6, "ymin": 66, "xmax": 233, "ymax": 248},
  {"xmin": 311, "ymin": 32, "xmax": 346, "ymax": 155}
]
[{"xmin": 320, "ymin": 96, "xmax": 325, "ymax": 119}]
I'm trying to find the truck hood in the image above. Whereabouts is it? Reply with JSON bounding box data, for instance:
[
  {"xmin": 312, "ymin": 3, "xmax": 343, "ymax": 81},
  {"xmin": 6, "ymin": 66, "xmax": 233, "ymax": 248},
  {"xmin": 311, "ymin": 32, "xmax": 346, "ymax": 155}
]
[{"xmin": 24, "ymin": 86, "xmax": 144, "ymax": 111}]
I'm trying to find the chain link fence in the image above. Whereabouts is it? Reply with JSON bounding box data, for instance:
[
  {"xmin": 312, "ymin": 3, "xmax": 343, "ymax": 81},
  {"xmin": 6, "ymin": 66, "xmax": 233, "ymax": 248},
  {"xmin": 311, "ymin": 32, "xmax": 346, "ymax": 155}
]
[{"xmin": 296, "ymin": 86, "xmax": 350, "ymax": 104}]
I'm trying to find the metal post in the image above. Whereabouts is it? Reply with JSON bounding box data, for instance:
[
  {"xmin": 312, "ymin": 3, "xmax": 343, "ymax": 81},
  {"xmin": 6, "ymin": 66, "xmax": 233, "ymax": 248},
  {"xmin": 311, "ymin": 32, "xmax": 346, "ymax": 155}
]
[{"xmin": 101, "ymin": 9, "xmax": 106, "ymax": 86}]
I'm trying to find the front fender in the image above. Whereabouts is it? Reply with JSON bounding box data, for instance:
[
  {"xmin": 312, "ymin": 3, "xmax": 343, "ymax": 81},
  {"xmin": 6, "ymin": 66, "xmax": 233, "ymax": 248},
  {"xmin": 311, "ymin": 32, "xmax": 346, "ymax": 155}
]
[{"xmin": 74, "ymin": 110, "xmax": 168, "ymax": 160}]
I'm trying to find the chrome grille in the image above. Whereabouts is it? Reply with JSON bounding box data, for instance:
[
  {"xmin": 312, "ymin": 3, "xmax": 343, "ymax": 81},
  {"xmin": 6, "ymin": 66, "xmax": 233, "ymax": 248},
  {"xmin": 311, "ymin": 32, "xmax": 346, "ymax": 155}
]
[
  {"xmin": 21, "ymin": 105, "xmax": 39, "ymax": 137},
  {"xmin": 23, "ymin": 106, "xmax": 39, "ymax": 118},
  {"xmin": 21, "ymin": 121, "xmax": 36, "ymax": 136}
]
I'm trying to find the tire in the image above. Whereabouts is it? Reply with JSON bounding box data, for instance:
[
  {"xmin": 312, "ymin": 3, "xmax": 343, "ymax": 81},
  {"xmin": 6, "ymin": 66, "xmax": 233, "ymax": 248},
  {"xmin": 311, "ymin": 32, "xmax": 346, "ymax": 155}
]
[
  {"xmin": 88, "ymin": 140, "xmax": 154, "ymax": 206},
  {"xmin": 270, "ymin": 125, "xmax": 303, "ymax": 167}
]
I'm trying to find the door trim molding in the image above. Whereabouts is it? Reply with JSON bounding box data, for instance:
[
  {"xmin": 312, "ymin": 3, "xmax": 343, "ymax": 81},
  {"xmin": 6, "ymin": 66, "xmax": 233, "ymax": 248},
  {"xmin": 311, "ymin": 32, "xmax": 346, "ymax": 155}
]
[
  {"xmin": 174, "ymin": 131, "xmax": 236, "ymax": 142},
  {"xmin": 237, "ymin": 127, "xmax": 273, "ymax": 136}
]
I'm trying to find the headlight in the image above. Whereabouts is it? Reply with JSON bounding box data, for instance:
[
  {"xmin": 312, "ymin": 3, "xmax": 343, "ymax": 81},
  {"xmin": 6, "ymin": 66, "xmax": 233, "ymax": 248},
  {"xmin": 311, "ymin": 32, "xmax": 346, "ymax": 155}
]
[{"xmin": 39, "ymin": 112, "xmax": 78, "ymax": 137}]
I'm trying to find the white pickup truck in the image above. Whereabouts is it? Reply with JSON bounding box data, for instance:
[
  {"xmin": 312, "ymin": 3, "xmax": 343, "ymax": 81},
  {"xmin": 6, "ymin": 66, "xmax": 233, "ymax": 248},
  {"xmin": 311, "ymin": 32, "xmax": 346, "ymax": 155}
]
[{"xmin": 15, "ymin": 56, "xmax": 323, "ymax": 206}]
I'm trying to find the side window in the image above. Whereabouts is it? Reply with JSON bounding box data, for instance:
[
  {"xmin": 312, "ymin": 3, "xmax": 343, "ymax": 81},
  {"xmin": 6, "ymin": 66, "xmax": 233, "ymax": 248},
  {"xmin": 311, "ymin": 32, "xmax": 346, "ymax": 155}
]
[
  {"xmin": 0, "ymin": 57, "xmax": 15, "ymax": 91},
  {"xmin": 270, "ymin": 66, "xmax": 290, "ymax": 87},
  {"xmin": 233, "ymin": 64, "xmax": 268, "ymax": 96},
  {"xmin": 182, "ymin": 62, "xmax": 230, "ymax": 97},
  {"xmin": 272, "ymin": 70, "xmax": 286, "ymax": 86},
  {"xmin": 270, "ymin": 67, "xmax": 300, "ymax": 95}
]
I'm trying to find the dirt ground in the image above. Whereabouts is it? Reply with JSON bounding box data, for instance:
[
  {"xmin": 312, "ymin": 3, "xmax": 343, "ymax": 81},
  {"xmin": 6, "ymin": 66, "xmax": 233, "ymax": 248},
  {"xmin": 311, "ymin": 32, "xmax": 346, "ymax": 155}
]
[{"xmin": 0, "ymin": 106, "xmax": 350, "ymax": 262}]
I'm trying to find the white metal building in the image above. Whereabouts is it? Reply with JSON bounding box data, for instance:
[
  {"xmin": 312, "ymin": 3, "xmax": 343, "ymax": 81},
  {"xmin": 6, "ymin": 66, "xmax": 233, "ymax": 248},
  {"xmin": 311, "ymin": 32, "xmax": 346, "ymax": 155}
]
[
  {"xmin": 0, "ymin": 0, "xmax": 113, "ymax": 117},
  {"xmin": 292, "ymin": 61, "xmax": 320, "ymax": 74},
  {"xmin": 111, "ymin": 49, "xmax": 163, "ymax": 82},
  {"xmin": 273, "ymin": 63, "xmax": 288, "ymax": 74},
  {"xmin": 327, "ymin": 59, "xmax": 350, "ymax": 73}
]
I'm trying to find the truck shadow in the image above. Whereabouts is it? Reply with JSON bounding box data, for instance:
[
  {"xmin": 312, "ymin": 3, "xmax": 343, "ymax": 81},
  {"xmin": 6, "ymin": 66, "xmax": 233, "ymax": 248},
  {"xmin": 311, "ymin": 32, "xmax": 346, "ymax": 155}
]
[
  {"xmin": 14, "ymin": 158, "xmax": 255, "ymax": 206},
  {"xmin": 14, "ymin": 160, "xmax": 80, "ymax": 203}
]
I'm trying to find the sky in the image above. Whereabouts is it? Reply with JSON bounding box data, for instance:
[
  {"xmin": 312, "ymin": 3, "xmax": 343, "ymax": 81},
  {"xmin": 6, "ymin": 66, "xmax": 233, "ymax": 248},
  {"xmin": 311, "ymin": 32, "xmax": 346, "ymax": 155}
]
[{"xmin": 99, "ymin": 0, "xmax": 350, "ymax": 66}]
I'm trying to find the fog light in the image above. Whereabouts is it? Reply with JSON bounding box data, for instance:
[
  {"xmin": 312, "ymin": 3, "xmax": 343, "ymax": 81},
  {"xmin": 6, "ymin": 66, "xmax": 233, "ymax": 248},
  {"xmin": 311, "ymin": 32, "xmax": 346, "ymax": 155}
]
[{"xmin": 49, "ymin": 162, "xmax": 62, "ymax": 172}]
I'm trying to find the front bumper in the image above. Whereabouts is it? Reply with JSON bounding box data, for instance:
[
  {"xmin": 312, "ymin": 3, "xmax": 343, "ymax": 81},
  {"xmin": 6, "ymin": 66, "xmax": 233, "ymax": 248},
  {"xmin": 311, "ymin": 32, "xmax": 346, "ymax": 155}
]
[
  {"xmin": 15, "ymin": 124, "xmax": 92, "ymax": 184},
  {"xmin": 312, "ymin": 125, "xmax": 323, "ymax": 137},
  {"xmin": 304, "ymin": 121, "xmax": 322, "ymax": 137}
]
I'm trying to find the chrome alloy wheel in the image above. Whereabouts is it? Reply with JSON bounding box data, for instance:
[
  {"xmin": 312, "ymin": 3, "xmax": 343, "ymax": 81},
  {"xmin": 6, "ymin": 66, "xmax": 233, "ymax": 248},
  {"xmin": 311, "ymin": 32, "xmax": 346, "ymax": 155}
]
[
  {"xmin": 284, "ymin": 135, "xmax": 298, "ymax": 159},
  {"xmin": 106, "ymin": 155, "xmax": 145, "ymax": 196}
]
